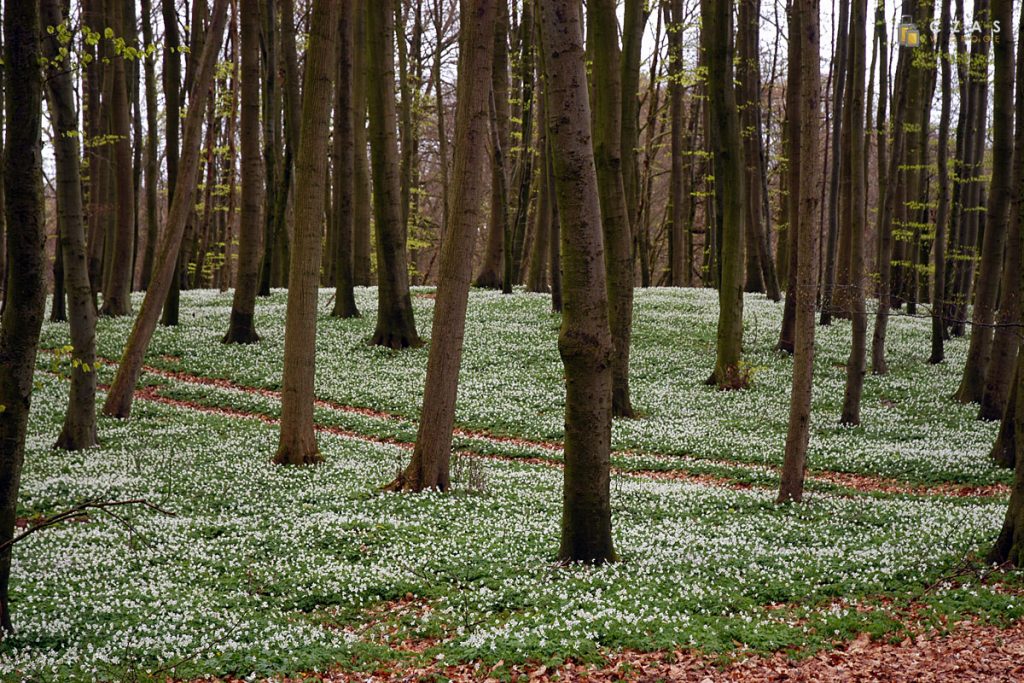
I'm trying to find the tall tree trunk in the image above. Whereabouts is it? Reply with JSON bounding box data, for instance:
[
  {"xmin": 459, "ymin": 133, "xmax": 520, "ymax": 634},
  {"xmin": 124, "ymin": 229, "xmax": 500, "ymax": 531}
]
[
  {"xmin": 930, "ymin": 0, "xmax": 953, "ymax": 365},
  {"xmin": 274, "ymin": 0, "xmax": 341, "ymax": 466},
  {"xmin": 539, "ymin": 0, "xmax": 615, "ymax": 564},
  {"xmin": 160, "ymin": 0, "xmax": 187, "ymax": 325},
  {"xmin": 667, "ymin": 0, "xmax": 685, "ymax": 287},
  {"xmin": 139, "ymin": 0, "xmax": 159, "ymax": 291},
  {"xmin": 223, "ymin": 0, "xmax": 264, "ymax": 343},
  {"xmin": 0, "ymin": 0, "xmax": 43, "ymax": 633},
  {"xmin": 368, "ymin": 0, "xmax": 422, "ymax": 348},
  {"xmin": 839, "ymin": 0, "xmax": 867, "ymax": 425},
  {"xmin": 980, "ymin": 1, "xmax": 1022, "ymax": 420},
  {"xmin": 871, "ymin": 9, "xmax": 914, "ymax": 376},
  {"xmin": 474, "ymin": 1, "xmax": 509, "ymax": 290},
  {"xmin": 351, "ymin": 0, "xmax": 372, "ymax": 286},
  {"xmin": 738, "ymin": 0, "xmax": 779, "ymax": 301},
  {"xmin": 819, "ymin": 0, "xmax": 849, "ymax": 326},
  {"xmin": 431, "ymin": 0, "xmax": 450, "ymax": 239},
  {"xmin": 102, "ymin": 0, "xmax": 229, "ymax": 418},
  {"xmin": 776, "ymin": 0, "xmax": 820, "ymax": 503},
  {"xmin": 43, "ymin": 0, "xmax": 99, "ymax": 452},
  {"xmin": 776, "ymin": 4, "xmax": 802, "ymax": 356},
  {"xmin": 99, "ymin": 0, "xmax": 135, "ymax": 317},
  {"xmin": 331, "ymin": 0, "xmax": 360, "ymax": 319},
  {"xmin": 257, "ymin": 0, "xmax": 278, "ymax": 296},
  {"xmin": 702, "ymin": 0, "xmax": 745, "ymax": 388},
  {"xmin": 621, "ymin": 0, "xmax": 646, "ymax": 274},
  {"xmin": 588, "ymin": 0, "xmax": 635, "ymax": 417},
  {"xmin": 956, "ymin": 0, "xmax": 1010, "ymax": 405},
  {"xmin": 388, "ymin": 0, "xmax": 496, "ymax": 492}
]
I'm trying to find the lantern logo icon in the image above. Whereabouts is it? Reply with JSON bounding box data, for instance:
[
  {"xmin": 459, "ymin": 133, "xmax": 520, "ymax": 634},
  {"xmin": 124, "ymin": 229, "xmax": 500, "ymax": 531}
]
[{"xmin": 899, "ymin": 17, "xmax": 920, "ymax": 47}]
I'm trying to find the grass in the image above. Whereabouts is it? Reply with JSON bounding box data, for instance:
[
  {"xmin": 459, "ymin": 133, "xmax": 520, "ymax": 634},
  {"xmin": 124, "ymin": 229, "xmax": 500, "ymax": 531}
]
[{"xmin": 6, "ymin": 286, "xmax": 1017, "ymax": 681}]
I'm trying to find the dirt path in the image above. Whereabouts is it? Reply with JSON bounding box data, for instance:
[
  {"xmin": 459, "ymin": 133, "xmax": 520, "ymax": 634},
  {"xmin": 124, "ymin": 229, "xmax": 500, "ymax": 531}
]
[{"xmin": 120, "ymin": 361, "xmax": 1007, "ymax": 498}]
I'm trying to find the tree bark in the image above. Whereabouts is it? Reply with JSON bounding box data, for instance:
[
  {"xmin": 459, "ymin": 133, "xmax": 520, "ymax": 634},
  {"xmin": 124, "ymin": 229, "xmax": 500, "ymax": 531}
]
[
  {"xmin": 956, "ymin": 0, "xmax": 1011, "ymax": 405},
  {"xmin": 539, "ymin": 0, "xmax": 616, "ymax": 564},
  {"xmin": 702, "ymin": 0, "xmax": 745, "ymax": 388},
  {"xmin": 224, "ymin": 0, "xmax": 264, "ymax": 343},
  {"xmin": 474, "ymin": 1, "xmax": 509, "ymax": 290},
  {"xmin": 839, "ymin": 0, "xmax": 867, "ymax": 425},
  {"xmin": 0, "ymin": 0, "xmax": 43, "ymax": 633},
  {"xmin": 667, "ymin": 0, "xmax": 685, "ymax": 287},
  {"xmin": 98, "ymin": 0, "xmax": 135, "ymax": 317},
  {"xmin": 42, "ymin": 0, "xmax": 99, "ymax": 452},
  {"xmin": 980, "ymin": 1, "xmax": 1022, "ymax": 420},
  {"xmin": 777, "ymin": 0, "xmax": 820, "ymax": 503},
  {"xmin": 368, "ymin": 0, "xmax": 422, "ymax": 348},
  {"xmin": 274, "ymin": 0, "xmax": 341, "ymax": 466},
  {"xmin": 102, "ymin": 0, "xmax": 229, "ymax": 419},
  {"xmin": 331, "ymin": 0, "xmax": 360, "ymax": 319},
  {"xmin": 588, "ymin": 0, "xmax": 635, "ymax": 416},
  {"xmin": 930, "ymin": 0, "xmax": 953, "ymax": 365},
  {"xmin": 388, "ymin": 0, "xmax": 495, "ymax": 492}
]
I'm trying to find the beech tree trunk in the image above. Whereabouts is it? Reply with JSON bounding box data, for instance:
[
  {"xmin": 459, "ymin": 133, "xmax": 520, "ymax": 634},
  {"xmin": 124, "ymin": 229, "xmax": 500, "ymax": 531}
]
[
  {"xmin": 702, "ymin": 0, "xmax": 745, "ymax": 389},
  {"xmin": 352, "ymin": 0, "xmax": 372, "ymax": 286},
  {"xmin": 331, "ymin": 0, "xmax": 360, "ymax": 319},
  {"xmin": 368, "ymin": 0, "xmax": 422, "ymax": 349},
  {"xmin": 274, "ymin": 0, "xmax": 341, "ymax": 466},
  {"xmin": 957, "ymin": 0, "xmax": 1012, "ymax": 405},
  {"xmin": 43, "ymin": 0, "xmax": 99, "ymax": 452},
  {"xmin": 99, "ymin": 0, "xmax": 135, "ymax": 317},
  {"xmin": 474, "ymin": 1, "xmax": 509, "ymax": 290},
  {"xmin": 930, "ymin": 0, "xmax": 953, "ymax": 365},
  {"xmin": 980, "ymin": 1, "xmax": 1022, "ymax": 420},
  {"xmin": 667, "ymin": 0, "xmax": 685, "ymax": 287},
  {"xmin": 102, "ymin": 0, "xmax": 229, "ymax": 419},
  {"xmin": 588, "ymin": 0, "xmax": 635, "ymax": 417},
  {"xmin": 777, "ymin": 0, "xmax": 820, "ymax": 504},
  {"xmin": 539, "ymin": 0, "xmax": 616, "ymax": 565},
  {"xmin": 0, "ymin": 0, "xmax": 43, "ymax": 632},
  {"xmin": 140, "ymin": 0, "xmax": 159, "ymax": 290},
  {"xmin": 388, "ymin": 0, "xmax": 495, "ymax": 492},
  {"xmin": 839, "ymin": 0, "xmax": 867, "ymax": 426},
  {"xmin": 224, "ymin": 0, "xmax": 264, "ymax": 343}
]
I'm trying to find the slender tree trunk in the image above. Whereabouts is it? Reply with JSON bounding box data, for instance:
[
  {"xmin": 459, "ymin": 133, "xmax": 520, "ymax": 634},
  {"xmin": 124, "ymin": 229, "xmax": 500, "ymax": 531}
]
[
  {"xmin": 776, "ymin": 1, "xmax": 802, "ymax": 355},
  {"xmin": 257, "ymin": 0, "xmax": 278, "ymax": 296},
  {"xmin": 930, "ymin": 0, "xmax": 953, "ymax": 365},
  {"xmin": 548, "ymin": 133, "xmax": 562, "ymax": 313},
  {"xmin": 539, "ymin": 0, "xmax": 615, "ymax": 564},
  {"xmin": 0, "ymin": 0, "xmax": 43, "ymax": 633},
  {"xmin": 820, "ymin": 0, "xmax": 849, "ymax": 326},
  {"xmin": 224, "ymin": 0, "xmax": 264, "ymax": 343},
  {"xmin": 99, "ymin": 0, "xmax": 135, "ymax": 317},
  {"xmin": 588, "ymin": 0, "xmax": 635, "ymax": 416},
  {"xmin": 43, "ymin": 0, "xmax": 99, "ymax": 452},
  {"xmin": 388, "ymin": 0, "xmax": 496, "ymax": 492},
  {"xmin": 274, "ymin": 0, "xmax": 341, "ymax": 466},
  {"xmin": 621, "ymin": 0, "xmax": 646, "ymax": 275},
  {"xmin": 840, "ymin": 0, "xmax": 867, "ymax": 425},
  {"xmin": 139, "ymin": 0, "xmax": 159, "ymax": 291},
  {"xmin": 956, "ymin": 0, "xmax": 1011, "ymax": 405},
  {"xmin": 738, "ymin": 0, "xmax": 779, "ymax": 301},
  {"xmin": 474, "ymin": 1, "xmax": 509, "ymax": 290},
  {"xmin": 992, "ymin": 353, "xmax": 1021, "ymax": 469},
  {"xmin": 871, "ymin": 15, "xmax": 913, "ymax": 376},
  {"xmin": 703, "ymin": 0, "xmax": 745, "ymax": 388},
  {"xmin": 526, "ymin": 90, "xmax": 551, "ymax": 293},
  {"xmin": 160, "ymin": 0, "xmax": 185, "ymax": 324},
  {"xmin": 102, "ymin": 0, "xmax": 229, "ymax": 419},
  {"xmin": 667, "ymin": 0, "xmax": 685, "ymax": 287},
  {"xmin": 777, "ymin": 0, "xmax": 820, "ymax": 503},
  {"xmin": 351, "ymin": 0, "xmax": 372, "ymax": 286},
  {"xmin": 331, "ymin": 0, "xmax": 360, "ymax": 319},
  {"xmin": 432, "ymin": 0, "xmax": 450, "ymax": 239},
  {"xmin": 980, "ymin": 0, "xmax": 1022, "ymax": 420},
  {"xmin": 368, "ymin": 0, "xmax": 422, "ymax": 348}
]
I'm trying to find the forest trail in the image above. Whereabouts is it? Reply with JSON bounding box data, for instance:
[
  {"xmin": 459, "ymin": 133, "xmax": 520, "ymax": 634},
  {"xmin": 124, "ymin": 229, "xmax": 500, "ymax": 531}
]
[{"xmin": 93, "ymin": 353, "xmax": 1008, "ymax": 499}]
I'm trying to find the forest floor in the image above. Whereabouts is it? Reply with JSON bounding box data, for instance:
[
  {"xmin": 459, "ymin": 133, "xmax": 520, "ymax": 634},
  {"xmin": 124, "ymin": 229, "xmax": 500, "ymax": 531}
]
[{"xmin": 7, "ymin": 287, "xmax": 1024, "ymax": 681}]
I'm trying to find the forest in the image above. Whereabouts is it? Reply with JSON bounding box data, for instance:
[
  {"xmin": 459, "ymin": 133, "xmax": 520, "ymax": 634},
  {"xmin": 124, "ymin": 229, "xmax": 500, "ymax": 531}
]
[{"xmin": 2, "ymin": 0, "xmax": 1024, "ymax": 679}]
